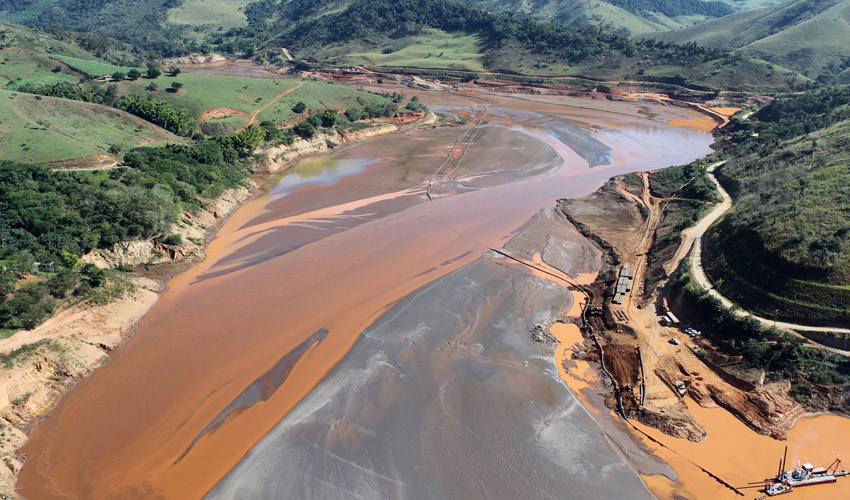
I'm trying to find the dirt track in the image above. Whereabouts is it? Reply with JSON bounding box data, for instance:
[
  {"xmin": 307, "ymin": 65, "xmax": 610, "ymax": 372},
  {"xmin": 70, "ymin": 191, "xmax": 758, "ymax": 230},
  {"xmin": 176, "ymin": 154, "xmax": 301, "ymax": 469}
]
[
  {"xmin": 688, "ymin": 164, "xmax": 850, "ymax": 342},
  {"xmin": 563, "ymin": 171, "xmax": 807, "ymax": 443}
]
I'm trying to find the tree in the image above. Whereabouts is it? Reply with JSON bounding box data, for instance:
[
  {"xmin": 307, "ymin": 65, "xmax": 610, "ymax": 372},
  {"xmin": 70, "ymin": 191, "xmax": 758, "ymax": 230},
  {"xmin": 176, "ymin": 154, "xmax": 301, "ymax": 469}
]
[
  {"xmin": 306, "ymin": 114, "xmax": 322, "ymax": 128},
  {"xmin": 111, "ymin": 71, "xmax": 125, "ymax": 81},
  {"xmin": 146, "ymin": 82, "xmax": 159, "ymax": 92},
  {"xmin": 168, "ymin": 66, "xmax": 181, "ymax": 77},
  {"xmin": 321, "ymin": 109, "xmax": 338, "ymax": 128},
  {"xmin": 228, "ymin": 124, "xmax": 265, "ymax": 154},
  {"xmin": 146, "ymin": 64, "xmax": 161, "ymax": 79},
  {"xmin": 293, "ymin": 120, "xmax": 315, "ymax": 139},
  {"xmin": 59, "ymin": 250, "xmax": 80, "ymax": 270},
  {"xmin": 170, "ymin": 81, "xmax": 184, "ymax": 91},
  {"xmin": 292, "ymin": 101, "xmax": 307, "ymax": 114},
  {"xmin": 127, "ymin": 69, "xmax": 141, "ymax": 80}
]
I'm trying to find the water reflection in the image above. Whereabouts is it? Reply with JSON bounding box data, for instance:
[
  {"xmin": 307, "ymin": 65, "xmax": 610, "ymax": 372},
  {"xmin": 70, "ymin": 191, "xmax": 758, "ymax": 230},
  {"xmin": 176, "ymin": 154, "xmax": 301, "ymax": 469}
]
[{"xmin": 269, "ymin": 155, "xmax": 375, "ymax": 197}]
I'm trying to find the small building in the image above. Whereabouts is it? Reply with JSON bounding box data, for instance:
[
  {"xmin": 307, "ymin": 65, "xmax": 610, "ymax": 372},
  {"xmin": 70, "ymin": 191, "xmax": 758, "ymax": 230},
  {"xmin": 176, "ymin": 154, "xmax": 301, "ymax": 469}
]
[
  {"xmin": 613, "ymin": 292, "xmax": 625, "ymax": 304},
  {"xmin": 617, "ymin": 283, "xmax": 627, "ymax": 295}
]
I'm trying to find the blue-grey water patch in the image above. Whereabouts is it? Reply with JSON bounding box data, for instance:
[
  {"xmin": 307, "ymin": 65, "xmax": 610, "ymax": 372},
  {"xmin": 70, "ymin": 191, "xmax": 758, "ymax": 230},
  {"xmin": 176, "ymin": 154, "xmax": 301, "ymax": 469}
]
[
  {"xmin": 270, "ymin": 157, "xmax": 376, "ymax": 197},
  {"xmin": 547, "ymin": 121, "xmax": 612, "ymax": 167}
]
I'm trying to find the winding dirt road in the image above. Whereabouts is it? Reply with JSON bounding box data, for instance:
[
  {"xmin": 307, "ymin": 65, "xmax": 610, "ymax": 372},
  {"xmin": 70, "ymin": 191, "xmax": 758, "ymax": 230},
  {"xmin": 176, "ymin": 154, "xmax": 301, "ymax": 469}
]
[
  {"xmin": 246, "ymin": 81, "xmax": 303, "ymax": 126},
  {"xmin": 686, "ymin": 163, "xmax": 850, "ymax": 345}
]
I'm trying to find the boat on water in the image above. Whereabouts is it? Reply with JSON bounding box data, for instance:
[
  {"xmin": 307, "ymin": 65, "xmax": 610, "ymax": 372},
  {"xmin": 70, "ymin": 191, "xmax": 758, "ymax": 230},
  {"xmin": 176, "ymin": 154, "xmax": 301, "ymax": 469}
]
[{"xmin": 764, "ymin": 444, "xmax": 850, "ymax": 496}]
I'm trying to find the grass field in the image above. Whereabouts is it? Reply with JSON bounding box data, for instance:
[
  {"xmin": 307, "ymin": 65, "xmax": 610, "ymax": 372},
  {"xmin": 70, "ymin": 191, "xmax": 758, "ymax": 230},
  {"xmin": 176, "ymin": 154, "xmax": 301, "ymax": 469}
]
[
  {"xmin": 0, "ymin": 48, "xmax": 78, "ymax": 88},
  {"xmin": 91, "ymin": 74, "xmax": 393, "ymax": 129},
  {"xmin": 346, "ymin": 29, "xmax": 485, "ymax": 71},
  {"xmin": 720, "ymin": 0, "xmax": 788, "ymax": 10},
  {"xmin": 54, "ymin": 55, "xmax": 142, "ymax": 77},
  {"xmin": 0, "ymin": 89, "xmax": 180, "ymax": 164},
  {"xmin": 167, "ymin": 0, "xmax": 251, "ymax": 28}
]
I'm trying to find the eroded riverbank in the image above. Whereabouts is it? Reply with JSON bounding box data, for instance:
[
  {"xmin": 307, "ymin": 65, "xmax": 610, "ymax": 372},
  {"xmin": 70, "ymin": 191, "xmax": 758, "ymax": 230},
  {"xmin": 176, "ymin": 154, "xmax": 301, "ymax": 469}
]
[{"xmin": 17, "ymin": 91, "xmax": 714, "ymax": 499}]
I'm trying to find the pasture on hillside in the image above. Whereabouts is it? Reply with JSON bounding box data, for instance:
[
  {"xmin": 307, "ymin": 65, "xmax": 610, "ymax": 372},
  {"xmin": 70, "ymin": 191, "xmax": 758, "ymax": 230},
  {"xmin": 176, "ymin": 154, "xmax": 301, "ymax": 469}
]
[
  {"xmin": 92, "ymin": 74, "xmax": 394, "ymax": 131},
  {"xmin": 0, "ymin": 89, "xmax": 181, "ymax": 165},
  {"xmin": 347, "ymin": 29, "xmax": 485, "ymax": 71},
  {"xmin": 0, "ymin": 48, "xmax": 77, "ymax": 89},
  {"xmin": 167, "ymin": 0, "xmax": 251, "ymax": 30},
  {"xmin": 54, "ymin": 55, "xmax": 142, "ymax": 78}
]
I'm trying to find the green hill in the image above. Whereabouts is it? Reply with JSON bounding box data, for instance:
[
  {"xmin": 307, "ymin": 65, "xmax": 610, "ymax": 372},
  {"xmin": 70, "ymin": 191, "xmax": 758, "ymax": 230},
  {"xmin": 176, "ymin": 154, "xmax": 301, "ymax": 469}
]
[
  {"xmin": 703, "ymin": 86, "xmax": 850, "ymax": 326},
  {"xmin": 648, "ymin": 0, "xmax": 850, "ymax": 79},
  {"xmin": 0, "ymin": 88, "xmax": 182, "ymax": 165}
]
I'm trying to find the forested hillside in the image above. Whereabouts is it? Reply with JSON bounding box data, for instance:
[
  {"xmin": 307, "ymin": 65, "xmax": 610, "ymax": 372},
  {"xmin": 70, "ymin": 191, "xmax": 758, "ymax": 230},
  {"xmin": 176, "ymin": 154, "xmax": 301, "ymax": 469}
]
[
  {"xmin": 703, "ymin": 86, "xmax": 850, "ymax": 326},
  {"xmin": 0, "ymin": 0, "xmax": 200, "ymax": 57},
  {"xmin": 227, "ymin": 0, "xmax": 723, "ymax": 65}
]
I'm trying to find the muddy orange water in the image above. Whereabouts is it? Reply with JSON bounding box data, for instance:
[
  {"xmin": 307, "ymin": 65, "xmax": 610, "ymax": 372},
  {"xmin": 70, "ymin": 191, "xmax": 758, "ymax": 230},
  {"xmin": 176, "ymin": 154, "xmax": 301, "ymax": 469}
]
[
  {"xmin": 639, "ymin": 405, "xmax": 850, "ymax": 500},
  {"xmin": 20, "ymin": 92, "xmax": 714, "ymax": 499},
  {"xmin": 553, "ymin": 317, "xmax": 850, "ymax": 500}
]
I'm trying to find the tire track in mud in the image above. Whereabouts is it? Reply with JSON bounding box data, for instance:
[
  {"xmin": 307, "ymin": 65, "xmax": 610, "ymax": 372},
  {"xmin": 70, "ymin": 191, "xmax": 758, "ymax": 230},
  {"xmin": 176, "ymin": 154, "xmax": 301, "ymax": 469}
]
[{"xmin": 425, "ymin": 91, "xmax": 490, "ymax": 201}]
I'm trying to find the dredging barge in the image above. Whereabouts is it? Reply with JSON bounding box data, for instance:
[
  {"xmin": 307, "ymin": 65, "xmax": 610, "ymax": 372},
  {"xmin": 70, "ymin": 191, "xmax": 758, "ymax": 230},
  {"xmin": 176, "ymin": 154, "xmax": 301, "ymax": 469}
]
[{"xmin": 763, "ymin": 444, "xmax": 850, "ymax": 496}]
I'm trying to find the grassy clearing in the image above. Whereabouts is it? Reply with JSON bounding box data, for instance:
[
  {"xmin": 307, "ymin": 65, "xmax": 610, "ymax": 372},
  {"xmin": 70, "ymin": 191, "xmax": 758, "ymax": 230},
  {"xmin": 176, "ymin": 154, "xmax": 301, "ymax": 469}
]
[
  {"xmin": 719, "ymin": 0, "xmax": 787, "ymax": 9},
  {"xmin": 346, "ymin": 29, "xmax": 485, "ymax": 71},
  {"xmin": 0, "ymin": 89, "xmax": 180, "ymax": 164},
  {"xmin": 0, "ymin": 48, "xmax": 77, "ymax": 88},
  {"xmin": 167, "ymin": 0, "xmax": 250, "ymax": 28},
  {"xmin": 54, "ymin": 55, "xmax": 141, "ymax": 77}
]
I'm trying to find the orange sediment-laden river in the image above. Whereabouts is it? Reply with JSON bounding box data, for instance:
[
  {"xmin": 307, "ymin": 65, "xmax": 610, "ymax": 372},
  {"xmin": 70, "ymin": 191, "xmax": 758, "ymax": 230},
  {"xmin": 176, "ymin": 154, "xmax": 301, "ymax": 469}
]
[{"xmin": 19, "ymin": 91, "xmax": 732, "ymax": 499}]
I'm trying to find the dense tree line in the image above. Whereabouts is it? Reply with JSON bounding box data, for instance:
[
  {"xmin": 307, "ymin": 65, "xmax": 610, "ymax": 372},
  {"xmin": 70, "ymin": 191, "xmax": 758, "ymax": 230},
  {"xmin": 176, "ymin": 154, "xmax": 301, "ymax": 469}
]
[
  {"xmin": 732, "ymin": 86, "xmax": 850, "ymax": 143},
  {"xmin": 115, "ymin": 95, "xmax": 194, "ymax": 136}
]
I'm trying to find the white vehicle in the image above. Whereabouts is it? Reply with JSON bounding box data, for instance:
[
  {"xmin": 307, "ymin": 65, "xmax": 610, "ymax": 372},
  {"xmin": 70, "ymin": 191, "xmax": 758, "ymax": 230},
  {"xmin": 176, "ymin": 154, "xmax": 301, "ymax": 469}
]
[{"xmin": 669, "ymin": 338, "xmax": 680, "ymax": 345}]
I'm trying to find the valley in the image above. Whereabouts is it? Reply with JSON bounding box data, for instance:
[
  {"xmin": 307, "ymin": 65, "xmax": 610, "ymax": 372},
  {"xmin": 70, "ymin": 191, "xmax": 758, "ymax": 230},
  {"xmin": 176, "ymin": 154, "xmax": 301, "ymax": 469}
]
[{"xmin": 0, "ymin": 1, "xmax": 848, "ymax": 499}]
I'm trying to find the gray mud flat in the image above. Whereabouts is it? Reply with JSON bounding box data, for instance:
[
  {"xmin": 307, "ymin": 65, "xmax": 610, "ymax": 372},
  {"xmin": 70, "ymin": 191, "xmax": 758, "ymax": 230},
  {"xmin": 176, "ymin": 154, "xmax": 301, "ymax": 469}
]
[{"xmin": 208, "ymin": 210, "xmax": 663, "ymax": 500}]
